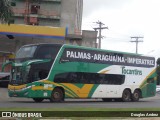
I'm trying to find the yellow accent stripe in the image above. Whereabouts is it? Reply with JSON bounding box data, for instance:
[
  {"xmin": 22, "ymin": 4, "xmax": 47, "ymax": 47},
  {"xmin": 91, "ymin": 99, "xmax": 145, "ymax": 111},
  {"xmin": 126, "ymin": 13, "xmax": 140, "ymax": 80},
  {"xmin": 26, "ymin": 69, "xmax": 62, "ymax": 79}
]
[
  {"xmin": 140, "ymin": 77, "xmax": 157, "ymax": 89},
  {"xmin": 99, "ymin": 70, "xmax": 109, "ymax": 74},
  {"xmin": 42, "ymin": 80, "xmax": 79, "ymax": 97},
  {"xmin": 41, "ymin": 80, "xmax": 94, "ymax": 98},
  {"xmin": 140, "ymin": 69, "xmax": 156, "ymax": 88},
  {"xmin": 31, "ymin": 86, "xmax": 53, "ymax": 91},
  {"xmin": 64, "ymin": 84, "xmax": 94, "ymax": 98},
  {"xmin": 65, "ymin": 92, "xmax": 75, "ymax": 98},
  {"xmin": 8, "ymin": 84, "xmax": 26, "ymax": 90},
  {"xmin": 59, "ymin": 83, "xmax": 78, "ymax": 97}
]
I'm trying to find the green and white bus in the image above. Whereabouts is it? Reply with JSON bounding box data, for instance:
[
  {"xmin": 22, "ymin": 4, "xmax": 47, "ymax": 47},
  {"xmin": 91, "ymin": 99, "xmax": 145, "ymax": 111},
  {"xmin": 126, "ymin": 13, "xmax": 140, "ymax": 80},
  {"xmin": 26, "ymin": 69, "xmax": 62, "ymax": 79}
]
[{"xmin": 8, "ymin": 43, "xmax": 156, "ymax": 102}]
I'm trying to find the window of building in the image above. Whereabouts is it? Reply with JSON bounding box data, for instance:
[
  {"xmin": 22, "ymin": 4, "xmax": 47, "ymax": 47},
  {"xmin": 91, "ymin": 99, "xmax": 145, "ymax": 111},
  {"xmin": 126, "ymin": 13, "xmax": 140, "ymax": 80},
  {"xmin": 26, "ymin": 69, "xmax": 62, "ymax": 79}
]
[
  {"xmin": 31, "ymin": 5, "xmax": 40, "ymax": 14},
  {"xmin": 54, "ymin": 72, "xmax": 125, "ymax": 85},
  {"xmin": 29, "ymin": 17, "xmax": 39, "ymax": 25}
]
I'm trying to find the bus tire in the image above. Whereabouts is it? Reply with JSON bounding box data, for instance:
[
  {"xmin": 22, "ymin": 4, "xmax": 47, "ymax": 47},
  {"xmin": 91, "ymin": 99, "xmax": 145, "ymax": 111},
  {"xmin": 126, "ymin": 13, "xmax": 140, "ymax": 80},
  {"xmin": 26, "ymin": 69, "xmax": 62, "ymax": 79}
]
[
  {"xmin": 122, "ymin": 89, "xmax": 131, "ymax": 102},
  {"xmin": 131, "ymin": 90, "xmax": 140, "ymax": 102},
  {"xmin": 33, "ymin": 98, "xmax": 44, "ymax": 103},
  {"xmin": 50, "ymin": 88, "xmax": 64, "ymax": 102}
]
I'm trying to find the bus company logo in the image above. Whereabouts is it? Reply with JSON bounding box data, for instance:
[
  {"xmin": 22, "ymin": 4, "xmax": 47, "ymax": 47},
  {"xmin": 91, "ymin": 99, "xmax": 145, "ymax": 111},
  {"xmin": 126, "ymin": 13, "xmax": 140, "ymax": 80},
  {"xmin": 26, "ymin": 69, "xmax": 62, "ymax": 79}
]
[
  {"xmin": 2, "ymin": 112, "xmax": 12, "ymax": 117},
  {"xmin": 122, "ymin": 67, "xmax": 142, "ymax": 75}
]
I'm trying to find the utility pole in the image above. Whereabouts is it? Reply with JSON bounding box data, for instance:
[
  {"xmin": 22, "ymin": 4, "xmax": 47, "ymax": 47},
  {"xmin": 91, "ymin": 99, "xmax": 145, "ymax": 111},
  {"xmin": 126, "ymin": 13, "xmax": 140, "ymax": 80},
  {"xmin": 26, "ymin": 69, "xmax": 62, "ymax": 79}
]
[
  {"xmin": 94, "ymin": 21, "xmax": 108, "ymax": 49},
  {"xmin": 130, "ymin": 36, "xmax": 143, "ymax": 54}
]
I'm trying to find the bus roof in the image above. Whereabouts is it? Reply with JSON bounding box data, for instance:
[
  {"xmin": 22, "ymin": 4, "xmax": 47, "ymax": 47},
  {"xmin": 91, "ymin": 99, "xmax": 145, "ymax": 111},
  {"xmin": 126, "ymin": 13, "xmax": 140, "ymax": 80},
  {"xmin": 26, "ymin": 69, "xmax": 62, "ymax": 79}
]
[
  {"xmin": 63, "ymin": 44, "xmax": 142, "ymax": 56},
  {"xmin": 21, "ymin": 43, "xmax": 63, "ymax": 48},
  {"xmin": 20, "ymin": 43, "xmax": 146, "ymax": 57}
]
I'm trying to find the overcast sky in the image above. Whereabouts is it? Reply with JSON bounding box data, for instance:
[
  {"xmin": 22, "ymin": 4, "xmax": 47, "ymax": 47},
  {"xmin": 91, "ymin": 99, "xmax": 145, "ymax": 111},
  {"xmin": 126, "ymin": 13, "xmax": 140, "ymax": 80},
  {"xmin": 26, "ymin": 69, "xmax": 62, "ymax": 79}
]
[{"xmin": 82, "ymin": 0, "xmax": 160, "ymax": 57}]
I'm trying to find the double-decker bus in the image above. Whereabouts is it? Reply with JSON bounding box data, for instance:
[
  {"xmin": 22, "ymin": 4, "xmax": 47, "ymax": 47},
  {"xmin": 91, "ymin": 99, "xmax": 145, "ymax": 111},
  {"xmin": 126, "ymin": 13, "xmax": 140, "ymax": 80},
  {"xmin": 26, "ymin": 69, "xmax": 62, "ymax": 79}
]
[{"xmin": 8, "ymin": 43, "xmax": 156, "ymax": 102}]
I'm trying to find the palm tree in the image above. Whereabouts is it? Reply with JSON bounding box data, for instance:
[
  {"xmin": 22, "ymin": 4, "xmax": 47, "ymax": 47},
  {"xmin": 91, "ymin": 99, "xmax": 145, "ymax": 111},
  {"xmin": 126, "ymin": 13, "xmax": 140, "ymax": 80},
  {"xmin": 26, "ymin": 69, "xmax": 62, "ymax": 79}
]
[{"xmin": 0, "ymin": 0, "xmax": 13, "ymax": 23}]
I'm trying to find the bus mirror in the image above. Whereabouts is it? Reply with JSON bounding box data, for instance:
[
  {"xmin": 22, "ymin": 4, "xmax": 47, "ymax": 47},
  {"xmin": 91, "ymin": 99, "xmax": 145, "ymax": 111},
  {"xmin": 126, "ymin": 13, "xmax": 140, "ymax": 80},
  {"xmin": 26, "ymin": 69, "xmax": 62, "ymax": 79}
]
[{"xmin": 60, "ymin": 59, "xmax": 69, "ymax": 63}]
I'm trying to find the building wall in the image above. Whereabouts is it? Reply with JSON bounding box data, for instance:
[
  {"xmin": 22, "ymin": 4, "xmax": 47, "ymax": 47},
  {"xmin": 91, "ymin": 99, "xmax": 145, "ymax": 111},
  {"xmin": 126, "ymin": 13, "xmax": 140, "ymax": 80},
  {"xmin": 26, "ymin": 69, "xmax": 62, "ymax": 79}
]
[
  {"xmin": 0, "ymin": 0, "xmax": 98, "ymax": 72},
  {"xmin": 60, "ymin": 0, "xmax": 83, "ymax": 34},
  {"xmin": 0, "ymin": 24, "xmax": 66, "ymax": 52},
  {"xmin": 0, "ymin": 53, "xmax": 13, "ymax": 72},
  {"xmin": 75, "ymin": 0, "xmax": 83, "ymax": 33},
  {"xmin": 12, "ymin": 0, "xmax": 83, "ymax": 34},
  {"xmin": 82, "ymin": 30, "xmax": 98, "ymax": 48}
]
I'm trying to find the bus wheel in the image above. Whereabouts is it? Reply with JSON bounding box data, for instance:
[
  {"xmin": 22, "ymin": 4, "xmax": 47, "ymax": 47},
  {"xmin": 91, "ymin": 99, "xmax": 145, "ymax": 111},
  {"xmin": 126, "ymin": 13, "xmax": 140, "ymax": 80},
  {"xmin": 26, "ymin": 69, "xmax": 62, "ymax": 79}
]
[
  {"xmin": 33, "ymin": 98, "xmax": 44, "ymax": 103},
  {"xmin": 122, "ymin": 89, "xmax": 131, "ymax": 102},
  {"xmin": 131, "ymin": 90, "xmax": 140, "ymax": 102},
  {"xmin": 50, "ymin": 88, "xmax": 64, "ymax": 102}
]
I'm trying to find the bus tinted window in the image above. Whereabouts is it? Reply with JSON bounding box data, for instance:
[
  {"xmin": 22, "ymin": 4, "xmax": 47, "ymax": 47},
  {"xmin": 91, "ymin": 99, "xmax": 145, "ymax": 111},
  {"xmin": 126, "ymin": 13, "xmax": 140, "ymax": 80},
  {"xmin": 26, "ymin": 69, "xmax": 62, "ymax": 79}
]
[
  {"xmin": 54, "ymin": 72, "xmax": 125, "ymax": 85},
  {"xmin": 35, "ymin": 45, "xmax": 60, "ymax": 59},
  {"xmin": 16, "ymin": 46, "xmax": 37, "ymax": 58}
]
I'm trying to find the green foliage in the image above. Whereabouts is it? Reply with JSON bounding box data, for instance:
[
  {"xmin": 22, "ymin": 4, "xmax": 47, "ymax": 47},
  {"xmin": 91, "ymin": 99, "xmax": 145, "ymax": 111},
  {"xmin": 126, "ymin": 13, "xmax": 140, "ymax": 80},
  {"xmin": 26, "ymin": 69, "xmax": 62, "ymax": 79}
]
[{"xmin": 0, "ymin": 0, "xmax": 13, "ymax": 24}]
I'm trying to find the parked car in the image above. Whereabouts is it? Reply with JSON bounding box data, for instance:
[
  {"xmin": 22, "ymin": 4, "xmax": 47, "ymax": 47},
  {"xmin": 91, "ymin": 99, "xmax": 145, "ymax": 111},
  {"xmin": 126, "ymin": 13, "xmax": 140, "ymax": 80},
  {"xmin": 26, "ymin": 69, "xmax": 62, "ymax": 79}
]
[
  {"xmin": 156, "ymin": 85, "xmax": 160, "ymax": 92},
  {"xmin": 0, "ymin": 72, "xmax": 10, "ymax": 87}
]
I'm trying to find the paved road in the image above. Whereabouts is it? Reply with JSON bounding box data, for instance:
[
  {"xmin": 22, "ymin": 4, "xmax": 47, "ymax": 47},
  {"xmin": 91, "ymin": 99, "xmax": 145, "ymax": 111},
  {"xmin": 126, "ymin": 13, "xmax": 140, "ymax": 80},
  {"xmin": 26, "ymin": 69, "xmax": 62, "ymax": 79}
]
[{"xmin": 0, "ymin": 87, "xmax": 160, "ymax": 108}]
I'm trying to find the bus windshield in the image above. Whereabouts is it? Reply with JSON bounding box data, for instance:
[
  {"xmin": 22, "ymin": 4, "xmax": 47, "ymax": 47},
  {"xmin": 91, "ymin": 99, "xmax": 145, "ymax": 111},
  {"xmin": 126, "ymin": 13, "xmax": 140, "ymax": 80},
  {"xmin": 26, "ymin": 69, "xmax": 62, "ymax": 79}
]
[
  {"xmin": 10, "ymin": 44, "xmax": 62, "ymax": 85},
  {"xmin": 10, "ymin": 65, "xmax": 30, "ymax": 85},
  {"xmin": 16, "ymin": 46, "xmax": 37, "ymax": 59}
]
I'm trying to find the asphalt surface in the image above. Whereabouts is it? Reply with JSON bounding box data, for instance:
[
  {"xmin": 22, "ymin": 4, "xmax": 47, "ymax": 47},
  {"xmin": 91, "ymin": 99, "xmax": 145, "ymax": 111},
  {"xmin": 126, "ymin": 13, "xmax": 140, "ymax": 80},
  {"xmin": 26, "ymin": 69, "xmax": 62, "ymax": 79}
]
[{"xmin": 0, "ymin": 87, "xmax": 160, "ymax": 108}]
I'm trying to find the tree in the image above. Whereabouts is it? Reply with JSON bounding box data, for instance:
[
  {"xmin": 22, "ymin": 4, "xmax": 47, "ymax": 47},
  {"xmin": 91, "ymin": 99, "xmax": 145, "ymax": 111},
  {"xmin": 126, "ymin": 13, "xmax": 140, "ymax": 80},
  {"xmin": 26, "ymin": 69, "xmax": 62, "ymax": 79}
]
[{"xmin": 0, "ymin": 0, "xmax": 13, "ymax": 24}]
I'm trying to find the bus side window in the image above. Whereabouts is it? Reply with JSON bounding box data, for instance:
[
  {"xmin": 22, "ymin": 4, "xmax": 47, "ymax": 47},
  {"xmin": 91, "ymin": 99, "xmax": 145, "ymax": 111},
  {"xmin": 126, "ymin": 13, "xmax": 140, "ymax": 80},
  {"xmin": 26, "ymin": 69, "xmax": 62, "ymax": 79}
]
[
  {"xmin": 87, "ymin": 73, "xmax": 92, "ymax": 84},
  {"xmin": 103, "ymin": 78, "xmax": 109, "ymax": 84},
  {"xmin": 35, "ymin": 46, "xmax": 59, "ymax": 60},
  {"xmin": 99, "ymin": 74, "xmax": 105, "ymax": 84},
  {"xmin": 90, "ymin": 73, "xmax": 96, "ymax": 84},
  {"xmin": 39, "ymin": 70, "xmax": 48, "ymax": 79},
  {"xmin": 104, "ymin": 75, "xmax": 111, "ymax": 84},
  {"xmin": 68, "ymin": 72, "xmax": 77, "ymax": 83},
  {"xmin": 54, "ymin": 72, "xmax": 125, "ymax": 85},
  {"xmin": 104, "ymin": 74, "xmax": 125, "ymax": 85},
  {"xmin": 82, "ymin": 73, "xmax": 90, "ymax": 84},
  {"xmin": 54, "ymin": 73, "xmax": 68, "ymax": 83}
]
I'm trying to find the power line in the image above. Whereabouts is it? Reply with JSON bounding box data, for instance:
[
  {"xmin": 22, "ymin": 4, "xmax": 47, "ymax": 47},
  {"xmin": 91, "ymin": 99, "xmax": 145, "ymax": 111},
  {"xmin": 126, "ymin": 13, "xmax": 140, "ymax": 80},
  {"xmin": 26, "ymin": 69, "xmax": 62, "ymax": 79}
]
[
  {"xmin": 130, "ymin": 36, "xmax": 143, "ymax": 54},
  {"xmin": 93, "ymin": 21, "xmax": 108, "ymax": 48}
]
